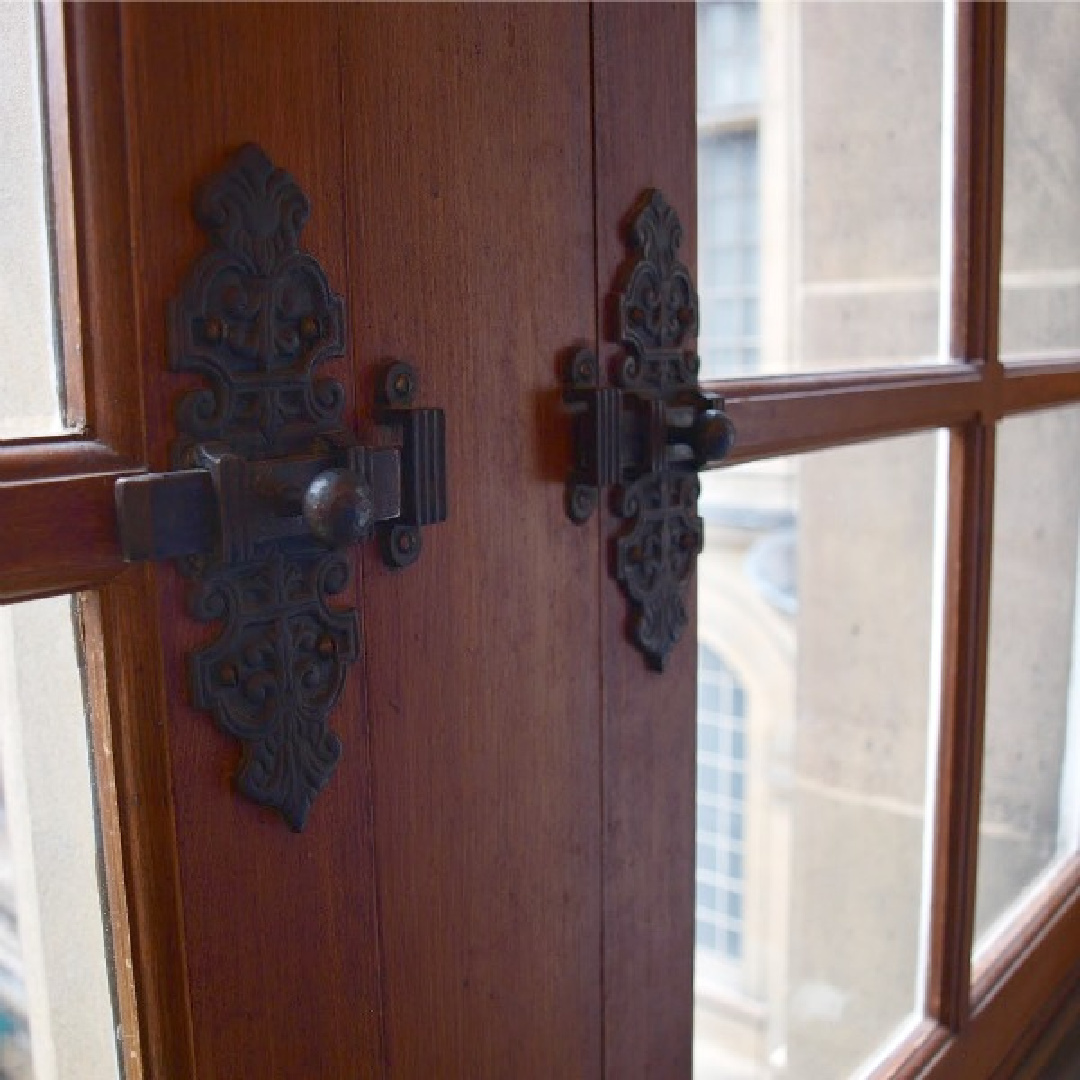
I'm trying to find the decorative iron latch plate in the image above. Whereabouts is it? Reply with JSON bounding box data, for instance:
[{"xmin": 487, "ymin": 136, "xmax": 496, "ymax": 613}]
[
  {"xmin": 565, "ymin": 191, "xmax": 735, "ymax": 671},
  {"xmin": 115, "ymin": 145, "xmax": 447, "ymax": 830}
]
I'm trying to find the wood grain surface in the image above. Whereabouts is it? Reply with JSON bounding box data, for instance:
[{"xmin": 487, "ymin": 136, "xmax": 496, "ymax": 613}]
[
  {"xmin": 592, "ymin": 5, "xmax": 698, "ymax": 1075},
  {"xmin": 117, "ymin": 5, "xmax": 384, "ymax": 1076},
  {"xmin": 342, "ymin": 6, "xmax": 602, "ymax": 1074},
  {"xmin": 928, "ymin": 0, "xmax": 1007, "ymax": 1032}
]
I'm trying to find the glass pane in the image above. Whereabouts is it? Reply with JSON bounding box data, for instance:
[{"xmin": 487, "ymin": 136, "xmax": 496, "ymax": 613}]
[
  {"xmin": 0, "ymin": 597, "xmax": 120, "ymax": 1078},
  {"xmin": 694, "ymin": 432, "xmax": 942, "ymax": 1078},
  {"xmin": 696, "ymin": 1, "xmax": 949, "ymax": 379},
  {"xmin": 975, "ymin": 407, "xmax": 1080, "ymax": 953},
  {"xmin": 999, "ymin": 3, "xmax": 1080, "ymax": 358},
  {"xmin": 0, "ymin": 1, "xmax": 68, "ymax": 437}
]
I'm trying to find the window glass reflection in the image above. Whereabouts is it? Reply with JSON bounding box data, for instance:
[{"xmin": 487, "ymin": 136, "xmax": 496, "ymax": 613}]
[
  {"xmin": 695, "ymin": 433, "xmax": 940, "ymax": 1079},
  {"xmin": 0, "ymin": 2, "xmax": 69, "ymax": 438},
  {"xmin": 697, "ymin": 0, "xmax": 947, "ymax": 381},
  {"xmin": 976, "ymin": 406, "xmax": 1080, "ymax": 954}
]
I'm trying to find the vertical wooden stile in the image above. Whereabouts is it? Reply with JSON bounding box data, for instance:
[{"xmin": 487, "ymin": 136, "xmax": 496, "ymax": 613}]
[{"xmin": 927, "ymin": 0, "xmax": 1007, "ymax": 1033}]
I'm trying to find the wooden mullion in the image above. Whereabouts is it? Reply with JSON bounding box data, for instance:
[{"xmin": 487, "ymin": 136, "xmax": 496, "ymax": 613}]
[
  {"xmin": 948, "ymin": 3, "xmax": 1006, "ymax": 369},
  {"xmin": 930, "ymin": 422, "xmax": 998, "ymax": 1029},
  {"xmin": 927, "ymin": 0, "xmax": 1007, "ymax": 1032}
]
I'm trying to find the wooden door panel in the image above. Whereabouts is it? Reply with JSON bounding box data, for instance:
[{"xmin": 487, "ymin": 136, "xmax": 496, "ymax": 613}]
[
  {"xmin": 84, "ymin": 2, "xmax": 614, "ymax": 1076},
  {"xmin": 592, "ymin": 5, "xmax": 698, "ymax": 1074},
  {"xmin": 119, "ymin": 5, "xmax": 384, "ymax": 1077},
  {"xmin": 339, "ymin": 5, "xmax": 602, "ymax": 1073}
]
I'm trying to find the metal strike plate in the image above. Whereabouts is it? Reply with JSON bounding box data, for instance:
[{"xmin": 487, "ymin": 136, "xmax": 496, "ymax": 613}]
[
  {"xmin": 115, "ymin": 145, "xmax": 447, "ymax": 831},
  {"xmin": 564, "ymin": 191, "xmax": 736, "ymax": 671}
]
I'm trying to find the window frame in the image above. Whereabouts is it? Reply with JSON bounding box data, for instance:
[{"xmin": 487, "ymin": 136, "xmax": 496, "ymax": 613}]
[{"xmin": 699, "ymin": 4, "xmax": 1080, "ymax": 1074}]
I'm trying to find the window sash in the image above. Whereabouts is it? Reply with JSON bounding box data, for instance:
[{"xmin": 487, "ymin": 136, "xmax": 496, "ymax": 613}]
[{"xmin": 699, "ymin": 3, "xmax": 1080, "ymax": 1073}]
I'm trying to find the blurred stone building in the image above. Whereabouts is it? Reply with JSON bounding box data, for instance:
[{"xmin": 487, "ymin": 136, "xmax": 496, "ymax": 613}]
[{"xmin": 693, "ymin": 3, "xmax": 1080, "ymax": 1077}]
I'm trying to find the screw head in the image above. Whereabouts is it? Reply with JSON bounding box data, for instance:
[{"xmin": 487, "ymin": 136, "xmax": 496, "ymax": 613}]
[
  {"xmin": 219, "ymin": 663, "xmax": 238, "ymax": 688},
  {"xmin": 203, "ymin": 317, "xmax": 224, "ymax": 344},
  {"xmin": 317, "ymin": 634, "xmax": 336, "ymax": 660},
  {"xmin": 383, "ymin": 361, "xmax": 418, "ymax": 407},
  {"xmin": 382, "ymin": 524, "xmax": 421, "ymax": 569},
  {"xmin": 300, "ymin": 315, "xmax": 320, "ymax": 342}
]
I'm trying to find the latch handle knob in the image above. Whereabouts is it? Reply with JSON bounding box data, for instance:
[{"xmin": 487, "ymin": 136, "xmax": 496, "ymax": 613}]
[
  {"xmin": 111, "ymin": 145, "xmax": 449, "ymax": 831},
  {"xmin": 690, "ymin": 407, "xmax": 737, "ymax": 470},
  {"xmin": 302, "ymin": 468, "xmax": 375, "ymax": 547}
]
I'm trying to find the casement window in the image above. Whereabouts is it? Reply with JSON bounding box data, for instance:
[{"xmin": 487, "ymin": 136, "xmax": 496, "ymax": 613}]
[{"xmin": 694, "ymin": 2, "xmax": 1080, "ymax": 1076}]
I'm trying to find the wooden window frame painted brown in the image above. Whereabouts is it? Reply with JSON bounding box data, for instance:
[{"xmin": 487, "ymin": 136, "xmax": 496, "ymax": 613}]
[
  {"xmin": 0, "ymin": 8, "xmax": 195, "ymax": 1075},
  {"xmin": 0, "ymin": 4, "xmax": 146, "ymax": 604},
  {"xmin": 701, "ymin": 4, "xmax": 1080, "ymax": 1076}
]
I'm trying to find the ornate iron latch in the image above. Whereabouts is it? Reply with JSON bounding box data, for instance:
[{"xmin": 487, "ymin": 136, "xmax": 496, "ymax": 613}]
[
  {"xmin": 115, "ymin": 145, "xmax": 447, "ymax": 831},
  {"xmin": 564, "ymin": 191, "xmax": 735, "ymax": 671}
]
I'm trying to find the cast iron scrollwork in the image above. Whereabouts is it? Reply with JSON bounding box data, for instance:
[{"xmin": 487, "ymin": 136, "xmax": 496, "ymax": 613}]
[
  {"xmin": 115, "ymin": 145, "xmax": 447, "ymax": 830},
  {"xmin": 564, "ymin": 190, "xmax": 736, "ymax": 671}
]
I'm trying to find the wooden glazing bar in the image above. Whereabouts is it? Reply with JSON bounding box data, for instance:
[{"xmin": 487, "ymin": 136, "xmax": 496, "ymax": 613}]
[
  {"xmin": 0, "ymin": 469, "xmax": 131, "ymax": 602},
  {"xmin": 1002, "ymin": 357, "xmax": 1080, "ymax": 416},
  {"xmin": 948, "ymin": 4, "xmax": 1006, "ymax": 366},
  {"xmin": 704, "ymin": 366, "xmax": 984, "ymax": 466},
  {"xmin": 930, "ymin": 423, "xmax": 997, "ymax": 1030},
  {"xmin": 0, "ymin": 438, "xmax": 136, "ymax": 483},
  {"xmin": 927, "ymin": 0, "xmax": 1007, "ymax": 1032}
]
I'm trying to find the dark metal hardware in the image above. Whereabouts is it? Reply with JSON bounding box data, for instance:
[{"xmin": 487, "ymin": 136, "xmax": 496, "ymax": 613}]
[
  {"xmin": 115, "ymin": 145, "xmax": 447, "ymax": 831},
  {"xmin": 564, "ymin": 190, "xmax": 736, "ymax": 671}
]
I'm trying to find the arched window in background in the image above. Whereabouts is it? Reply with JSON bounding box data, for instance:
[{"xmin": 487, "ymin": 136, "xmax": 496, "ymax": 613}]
[
  {"xmin": 697, "ymin": 0, "xmax": 760, "ymax": 380},
  {"xmin": 696, "ymin": 645, "xmax": 748, "ymax": 977}
]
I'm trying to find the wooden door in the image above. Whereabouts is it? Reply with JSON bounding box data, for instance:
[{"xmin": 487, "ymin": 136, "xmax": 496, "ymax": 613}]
[{"xmin": 2, "ymin": 4, "xmax": 697, "ymax": 1078}]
